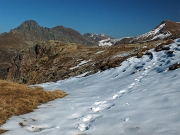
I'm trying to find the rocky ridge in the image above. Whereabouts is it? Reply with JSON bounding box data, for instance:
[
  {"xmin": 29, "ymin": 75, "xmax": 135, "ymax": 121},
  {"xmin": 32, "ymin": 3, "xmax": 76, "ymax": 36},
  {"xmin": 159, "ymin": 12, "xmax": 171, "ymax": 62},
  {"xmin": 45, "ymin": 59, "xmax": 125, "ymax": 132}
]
[
  {"xmin": 98, "ymin": 20, "xmax": 180, "ymax": 46},
  {"xmin": 10, "ymin": 20, "xmax": 95, "ymax": 46},
  {"xmin": 0, "ymin": 20, "xmax": 180, "ymax": 84}
]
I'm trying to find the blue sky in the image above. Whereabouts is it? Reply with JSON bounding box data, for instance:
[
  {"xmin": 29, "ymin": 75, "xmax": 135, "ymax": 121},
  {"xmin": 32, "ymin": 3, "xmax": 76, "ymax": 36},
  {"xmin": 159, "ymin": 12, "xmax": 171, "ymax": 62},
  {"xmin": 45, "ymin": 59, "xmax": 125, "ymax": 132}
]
[{"xmin": 0, "ymin": 0, "xmax": 180, "ymax": 38}]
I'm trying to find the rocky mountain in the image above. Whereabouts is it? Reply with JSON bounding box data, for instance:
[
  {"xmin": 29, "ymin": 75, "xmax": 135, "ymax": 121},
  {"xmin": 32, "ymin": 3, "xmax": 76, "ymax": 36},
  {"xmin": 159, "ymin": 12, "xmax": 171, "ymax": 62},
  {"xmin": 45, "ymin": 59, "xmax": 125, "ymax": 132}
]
[
  {"xmin": 0, "ymin": 20, "xmax": 96, "ymax": 80},
  {"xmin": 0, "ymin": 20, "xmax": 179, "ymax": 84},
  {"xmin": 84, "ymin": 33, "xmax": 112, "ymax": 41},
  {"xmin": 99, "ymin": 20, "xmax": 180, "ymax": 46},
  {"xmin": 129, "ymin": 20, "xmax": 180, "ymax": 43},
  {"xmin": 10, "ymin": 20, "xmax": 95, "ymax": 46}
]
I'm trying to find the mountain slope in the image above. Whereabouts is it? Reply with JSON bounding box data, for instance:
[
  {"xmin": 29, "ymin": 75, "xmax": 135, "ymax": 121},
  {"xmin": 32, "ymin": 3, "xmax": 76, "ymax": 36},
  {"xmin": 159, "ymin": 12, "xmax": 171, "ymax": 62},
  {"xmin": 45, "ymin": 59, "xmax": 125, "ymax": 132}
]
[
  {"xmin": 130, "ymin": 20, "xmax": 180, "ymax": 43},
  {"xmin": 0, "ymin": 20, "xmax": 180, "ymax": 83},
  {"xmin": 10, "ymin": 20, "xmax": 95, "ymax": 46},
  {"xmin": 100, "ymin": 20, "xmax": 180, "ymax": 46},
  {"xmin": 1, "ymin": 38, "xmax": 180, "ymax": 135},
  {"xmin": 0, "ymin": 32, "xmax": 30, "ymax": 80},
  {"xmin": 0, "ymin": 20, "xmax": 96, "ymax": 80},
  {"xmin": 7, "ymin": 40, "xmax": 157, "ymax": 84},
  {"xmin": 84, "ymin": 33, "xmax": 112, "ymax": 42}
]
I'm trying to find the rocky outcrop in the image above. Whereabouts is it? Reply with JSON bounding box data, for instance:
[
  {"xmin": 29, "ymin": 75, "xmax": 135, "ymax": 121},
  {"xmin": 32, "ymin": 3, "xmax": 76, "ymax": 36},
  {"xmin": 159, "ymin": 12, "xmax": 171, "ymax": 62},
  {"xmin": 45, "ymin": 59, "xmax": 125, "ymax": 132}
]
[
  {"xmin": 169, "ymin": 63, "xmax": 180, "ymax": 70},
  {"xmin": 154, "ymin": 39, "xmax": 174, "ymax": 52},
  {"xmin": 0, "ymin": 32, "xmax": 31, "ymax": 80},
  {"xmin": 6, "ymin": 39, "xmax": 160, "ymax": 84}
]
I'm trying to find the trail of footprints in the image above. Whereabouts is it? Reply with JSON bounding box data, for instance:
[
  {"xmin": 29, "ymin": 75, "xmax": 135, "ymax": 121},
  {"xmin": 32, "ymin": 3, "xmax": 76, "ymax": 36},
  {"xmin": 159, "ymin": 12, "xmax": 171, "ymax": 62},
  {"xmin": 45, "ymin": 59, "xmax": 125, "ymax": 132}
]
[{"xmin": 76, "ymin": 53, "xmax": 157, "ymax": 132}]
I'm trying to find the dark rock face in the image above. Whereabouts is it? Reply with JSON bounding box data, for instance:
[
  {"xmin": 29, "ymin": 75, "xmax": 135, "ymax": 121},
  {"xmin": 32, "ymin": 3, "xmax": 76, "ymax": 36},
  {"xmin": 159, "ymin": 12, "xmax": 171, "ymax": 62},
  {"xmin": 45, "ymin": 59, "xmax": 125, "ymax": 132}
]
[{"xmin": 0, "ymin": 32, "xmax": 30, "ymax": 80}]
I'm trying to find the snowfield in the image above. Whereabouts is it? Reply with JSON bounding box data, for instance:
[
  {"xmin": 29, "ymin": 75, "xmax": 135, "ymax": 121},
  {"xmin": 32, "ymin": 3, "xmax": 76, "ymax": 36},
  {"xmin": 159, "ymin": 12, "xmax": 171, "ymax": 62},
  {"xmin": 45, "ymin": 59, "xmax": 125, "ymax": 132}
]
[{"xmin": 1, "ymin": 39, "xmax": 180, "ymax": 135}]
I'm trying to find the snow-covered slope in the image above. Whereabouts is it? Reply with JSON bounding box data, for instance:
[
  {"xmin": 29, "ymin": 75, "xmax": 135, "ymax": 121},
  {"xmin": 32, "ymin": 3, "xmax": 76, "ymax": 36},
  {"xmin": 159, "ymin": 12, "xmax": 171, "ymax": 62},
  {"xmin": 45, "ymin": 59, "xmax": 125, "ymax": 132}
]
[
  {"xmin": 1, "ymin": 39, "xmax": 180, "ymax": 135},
  {"xmin": 130, "ymin": 22, "xmax": 171, "ymax": 43}
]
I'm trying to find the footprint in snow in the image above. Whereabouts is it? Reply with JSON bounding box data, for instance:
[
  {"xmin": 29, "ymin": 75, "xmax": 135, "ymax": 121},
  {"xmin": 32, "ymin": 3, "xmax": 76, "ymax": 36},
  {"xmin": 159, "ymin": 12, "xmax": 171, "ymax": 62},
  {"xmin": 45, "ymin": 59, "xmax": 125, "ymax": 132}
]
[
  {"xmin": 91, "ymin": 102, "xmax": 115, "ymax": 112},
  {"xmin": 26, "ymin": 124, "xmax": 53, "ymax": 132},
  {"xmin": 77, "ymin": 101, "xmax": 115, "ymax": 132},
  {"xmin": 112, "ymin": 90, "xmax": 126, "ymax": 99},
  {"xmin": 128, "ymin": 82, "xmax": 136, "ymax": 89},
  {"xmin": 77, "ymin": 114, "xmax": 102, "ymax": 132},
  {"xmin": 124, "ymin": 118, "xmax": 130, "ymax": 122},
  {"xmin": 81, "ymin": 115, "xmax": 93, "ymax": 122},
  {"xmin": 94, "ymin": 101, "xmax": 107, "ymax": 105},
  {"xmin": 77, "ymin": 123, "xmax": 90, "ymax": 132}
]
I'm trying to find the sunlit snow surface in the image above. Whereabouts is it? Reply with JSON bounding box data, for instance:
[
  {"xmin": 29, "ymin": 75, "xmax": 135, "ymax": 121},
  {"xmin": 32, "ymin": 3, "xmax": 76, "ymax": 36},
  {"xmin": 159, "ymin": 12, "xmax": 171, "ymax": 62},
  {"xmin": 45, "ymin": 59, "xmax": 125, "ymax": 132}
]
[{"xmin": 1, "ymin": 39, "xmax": 180, "ymax": 135}]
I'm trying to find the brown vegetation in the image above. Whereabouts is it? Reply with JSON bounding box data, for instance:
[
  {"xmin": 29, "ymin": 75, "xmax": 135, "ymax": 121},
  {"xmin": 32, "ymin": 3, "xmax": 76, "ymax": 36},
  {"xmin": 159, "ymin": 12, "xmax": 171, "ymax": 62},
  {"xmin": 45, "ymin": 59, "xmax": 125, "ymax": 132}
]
[
  {"xmin": 4, "ymin": 39, "xmax": 165, "ymax": 85},
  {"xmin": 0, "ymin": 80, "xmax": 67, "ymax": 133}
]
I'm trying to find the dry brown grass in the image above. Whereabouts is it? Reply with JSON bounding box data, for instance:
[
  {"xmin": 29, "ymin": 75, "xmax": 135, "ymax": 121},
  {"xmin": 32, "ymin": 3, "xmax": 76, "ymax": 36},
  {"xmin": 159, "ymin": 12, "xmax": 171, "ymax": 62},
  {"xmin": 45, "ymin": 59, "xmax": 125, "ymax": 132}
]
[{"xmin": 0, "ymin": 79, "xmax": 67, "ymax": 133}]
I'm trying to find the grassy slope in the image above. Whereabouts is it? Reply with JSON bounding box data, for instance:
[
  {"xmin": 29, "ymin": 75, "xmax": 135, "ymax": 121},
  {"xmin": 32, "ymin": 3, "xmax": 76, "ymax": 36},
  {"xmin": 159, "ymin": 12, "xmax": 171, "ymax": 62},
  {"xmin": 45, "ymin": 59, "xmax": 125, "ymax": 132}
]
[{"xmin": 0, "ymin": 80, "xmax": 67, "ymax": 134}]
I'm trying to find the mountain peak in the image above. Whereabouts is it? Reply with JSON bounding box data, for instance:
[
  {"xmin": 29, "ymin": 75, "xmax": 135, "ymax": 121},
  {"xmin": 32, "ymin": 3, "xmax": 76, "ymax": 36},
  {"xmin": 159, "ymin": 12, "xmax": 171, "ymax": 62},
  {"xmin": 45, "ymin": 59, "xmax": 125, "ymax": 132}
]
[
  {"xmin": 15, "ymin": 20, "xmax": 41, "ymax": 31},
  {"xmin": 22, "ymin": 20, "xmax": 38, "ymax": 25}
]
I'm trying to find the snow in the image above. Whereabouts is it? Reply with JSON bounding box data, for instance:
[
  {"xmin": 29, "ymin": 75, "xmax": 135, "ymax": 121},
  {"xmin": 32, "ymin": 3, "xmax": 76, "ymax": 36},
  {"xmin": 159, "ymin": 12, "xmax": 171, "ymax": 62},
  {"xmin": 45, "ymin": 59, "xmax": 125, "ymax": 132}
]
[
  {"xmin": 99, "ymin": 38, "xmax": 113, "ymax": 46},
  {"xmin": 98, "ymin": 37, "xmax": 131, "ymax": 46},
  {"xmin": 112, "ymin": 51, "xmax": 135, "ymax": 58},
  {"xmin": 1, "ymin": 39, "xmax": 180, "ymax": 135},
  {"xmin": 131, "ymin": 23, "xmax": 171, "ymax": 42},
  {"xmin": 95, "ymin": 50, "xmax": 105, "ymax": 54},
  {"xmin": 152, "ymin": 31, "xmax": 171, "ymax": 40},
  {"xmin": 70, "ymin": 59, "xmax": 91, "ymax": 70},
  {"xmin": 86, "ymin": 33, "xmax": 107, "ymax": 40}
]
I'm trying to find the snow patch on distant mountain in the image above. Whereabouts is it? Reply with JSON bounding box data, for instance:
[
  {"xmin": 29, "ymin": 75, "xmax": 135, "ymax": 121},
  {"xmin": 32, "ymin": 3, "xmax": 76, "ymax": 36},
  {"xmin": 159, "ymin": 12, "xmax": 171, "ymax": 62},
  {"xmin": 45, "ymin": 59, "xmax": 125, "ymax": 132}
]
[
  {"xmin": 84, "ymin": 33, "xmax": 111, "ymax": 41},
  {"xmin": 130, "ymin": 23, "xmax": 171, "ymax": 43},
  {"xmin": 88, "ymin": 33, "xmax": 104, "ymax": 39},
  {"xmin": 98, "ymin": 37, "xmax": 131, "ymax": 46},
  {"xmin": 152, "ymin": 31, "xmax": 171, "ymax": 40},
  {"xmin": 99, "ymin": 38, "xmax": 115, "ymax": 46}
]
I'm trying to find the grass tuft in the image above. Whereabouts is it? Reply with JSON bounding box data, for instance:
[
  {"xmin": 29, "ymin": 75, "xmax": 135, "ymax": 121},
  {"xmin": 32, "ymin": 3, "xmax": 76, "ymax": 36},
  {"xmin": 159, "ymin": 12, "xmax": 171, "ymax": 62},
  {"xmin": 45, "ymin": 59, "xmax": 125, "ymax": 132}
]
[{"xmin": 0, "ymin": 79, "xmax": 67, "ymax": 133}]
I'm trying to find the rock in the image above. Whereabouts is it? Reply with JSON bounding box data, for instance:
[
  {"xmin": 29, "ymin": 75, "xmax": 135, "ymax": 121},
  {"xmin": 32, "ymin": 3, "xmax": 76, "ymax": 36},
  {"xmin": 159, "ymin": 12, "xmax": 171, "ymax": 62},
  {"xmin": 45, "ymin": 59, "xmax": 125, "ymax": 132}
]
[
  {"xmin": 137, "ymin": 51, "xmax": 143, "ymax": 58},
  {"xmin": 169, "ymin": 63, "xmax": 180, "ymax": 70},
  {"xmin": 145, "ymin": 51, "xmax": 152, "ymax": 55}
]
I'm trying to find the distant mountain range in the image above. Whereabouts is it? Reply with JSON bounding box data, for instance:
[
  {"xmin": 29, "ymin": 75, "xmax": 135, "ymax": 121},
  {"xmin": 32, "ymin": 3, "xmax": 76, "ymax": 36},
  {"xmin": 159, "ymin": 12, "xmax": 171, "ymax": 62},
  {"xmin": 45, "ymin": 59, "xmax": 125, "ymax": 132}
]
[
  {"xmin": 0, "ymin": 20, "xmax": 180, "ymax": 84},
  {"xmin": 0, "ymin": 20, "xmax": 180, "ymax": 47},
  {"xmin": 97, "ymin": 20, "xmax": 180, "ymax": 46}
]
